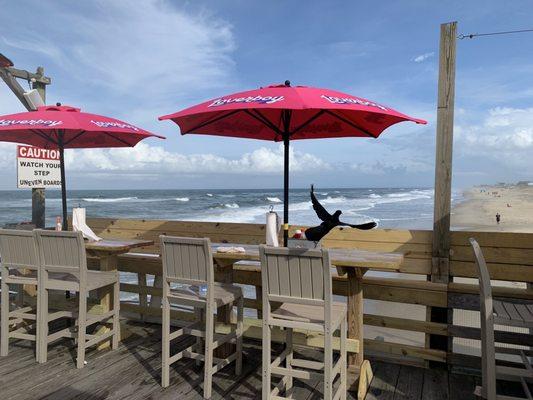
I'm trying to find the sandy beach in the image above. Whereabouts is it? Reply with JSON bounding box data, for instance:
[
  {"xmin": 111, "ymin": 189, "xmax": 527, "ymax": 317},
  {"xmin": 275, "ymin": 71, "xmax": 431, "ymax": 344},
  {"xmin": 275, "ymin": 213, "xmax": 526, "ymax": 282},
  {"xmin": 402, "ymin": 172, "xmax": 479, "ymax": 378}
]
[{"xmin": 452, "ymin": 184, "xmax": 533, "ymax": 232}]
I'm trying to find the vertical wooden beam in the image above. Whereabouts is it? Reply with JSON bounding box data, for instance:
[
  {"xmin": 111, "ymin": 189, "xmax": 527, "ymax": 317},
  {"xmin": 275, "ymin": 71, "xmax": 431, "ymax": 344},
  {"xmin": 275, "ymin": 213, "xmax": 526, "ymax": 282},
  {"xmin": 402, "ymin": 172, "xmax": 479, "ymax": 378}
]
[
  {"xmin": 429, "ymin": 21, "xmax": 457, "ymax": 363},
  {"xmin": 31, "ymin": 188, "xmax": 45, "ymax": 228},
  {"xmin": 432, "ymin": 22, "xmax": 456, "ymax": 272},
  {"xmin": 31, "ymin": 69, "xmax": 47, "ymax": 228}
]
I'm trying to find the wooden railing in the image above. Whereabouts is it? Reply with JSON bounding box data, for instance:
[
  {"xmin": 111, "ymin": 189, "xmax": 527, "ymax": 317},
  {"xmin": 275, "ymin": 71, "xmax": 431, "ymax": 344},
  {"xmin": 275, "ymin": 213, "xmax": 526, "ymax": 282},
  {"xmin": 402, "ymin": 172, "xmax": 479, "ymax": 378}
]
[{"xmin": 85, "ymin": 217, "xmax": 533, "ymax": 369}]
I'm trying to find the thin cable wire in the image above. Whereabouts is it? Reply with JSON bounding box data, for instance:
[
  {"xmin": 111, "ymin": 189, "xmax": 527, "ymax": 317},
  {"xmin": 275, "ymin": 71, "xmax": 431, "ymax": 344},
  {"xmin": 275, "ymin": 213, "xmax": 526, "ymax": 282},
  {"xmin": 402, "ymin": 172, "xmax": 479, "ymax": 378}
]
[{"xmin": 458, "ymin": 28, "xmax": 533, "ymax": 40}]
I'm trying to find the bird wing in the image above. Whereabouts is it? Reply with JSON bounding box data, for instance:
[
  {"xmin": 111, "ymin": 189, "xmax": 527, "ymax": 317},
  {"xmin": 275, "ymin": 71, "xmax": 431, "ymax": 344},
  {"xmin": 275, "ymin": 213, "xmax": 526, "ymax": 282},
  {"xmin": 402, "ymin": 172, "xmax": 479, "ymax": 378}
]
[
  {"xmin": 338, "ymin": 221, "xmax": 377, "ymax": 230},
  {"xmin": 310, "ymin": 184, "xmax": 332, "ymax": 222}
]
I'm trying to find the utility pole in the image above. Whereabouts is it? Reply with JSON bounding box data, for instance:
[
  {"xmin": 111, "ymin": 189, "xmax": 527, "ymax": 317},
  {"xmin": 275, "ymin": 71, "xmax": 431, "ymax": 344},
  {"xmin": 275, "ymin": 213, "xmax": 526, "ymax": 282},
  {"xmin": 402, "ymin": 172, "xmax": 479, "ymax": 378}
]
[
  {"xmin": 0, "ymin": 54, "xmax": 51, "ymax": 228},
  {"xmin": 429, "ymin": 21, "xmax": 457, "ymax": 364}
]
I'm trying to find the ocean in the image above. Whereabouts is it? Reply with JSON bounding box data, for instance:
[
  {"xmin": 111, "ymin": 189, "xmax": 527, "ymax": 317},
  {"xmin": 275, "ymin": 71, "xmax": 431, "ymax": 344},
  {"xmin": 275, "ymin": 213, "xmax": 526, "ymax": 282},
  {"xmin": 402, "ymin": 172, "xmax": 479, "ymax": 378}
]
[{"xmin": 0, "ymin": 187, "xmax": 453, "ymax": 230}]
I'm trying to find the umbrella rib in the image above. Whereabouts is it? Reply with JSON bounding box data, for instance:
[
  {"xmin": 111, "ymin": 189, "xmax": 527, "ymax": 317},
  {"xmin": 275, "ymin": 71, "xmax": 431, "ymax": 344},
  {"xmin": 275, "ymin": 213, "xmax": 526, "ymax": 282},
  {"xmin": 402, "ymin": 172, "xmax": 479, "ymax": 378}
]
[
  {"xmin": 323, "ymin": 110, "xmax": 377, "ymax": 138},
  {"xmin": 288, "ymin": 110, "xmax": 325, "ymax": 137},
  {"xmin": 184, "ymin": 110, "xmax": 242, "ymax": 133},
  {"xmin": 30, "ymin": 129, "xmax": 58, "ymax": 146},
  {"xmin": 103, "ymin": 132, "xmax": 134, "ymax": 147},
  {"xmin": 63, "ymin": 130, "xmax": 86, "ymax": 147},
  {"xmin": 245, "ymin": 109, "xmax": 283, "ymax": 136}
]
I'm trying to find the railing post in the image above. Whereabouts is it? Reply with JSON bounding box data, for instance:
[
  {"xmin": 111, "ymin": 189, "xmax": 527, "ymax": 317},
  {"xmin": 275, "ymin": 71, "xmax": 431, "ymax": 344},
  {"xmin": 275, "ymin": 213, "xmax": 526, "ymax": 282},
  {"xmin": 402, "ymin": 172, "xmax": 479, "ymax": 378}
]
[{"xmin": 429, "ymin": 21, "xmax": 457, "ymax": 365}]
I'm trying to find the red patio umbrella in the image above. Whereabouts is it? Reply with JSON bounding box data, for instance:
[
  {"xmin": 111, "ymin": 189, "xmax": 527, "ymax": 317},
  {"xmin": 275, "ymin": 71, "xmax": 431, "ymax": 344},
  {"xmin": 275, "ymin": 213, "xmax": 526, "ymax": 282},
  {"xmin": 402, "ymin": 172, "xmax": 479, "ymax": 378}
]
[
  {"xmin": 159, "ymin": 81, "xmax": 426, "ymax": 245},
  {"xmin": 0, "ymin": 104, "xmax": 165, "ymax": 230}
]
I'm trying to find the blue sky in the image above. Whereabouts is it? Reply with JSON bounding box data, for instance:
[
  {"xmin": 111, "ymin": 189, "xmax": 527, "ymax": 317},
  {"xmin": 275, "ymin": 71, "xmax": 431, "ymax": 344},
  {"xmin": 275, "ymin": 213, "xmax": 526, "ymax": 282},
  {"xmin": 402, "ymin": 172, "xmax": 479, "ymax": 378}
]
[{"xmin": 0, "ymin": 0, "xmax": 532, "ymax": 190}]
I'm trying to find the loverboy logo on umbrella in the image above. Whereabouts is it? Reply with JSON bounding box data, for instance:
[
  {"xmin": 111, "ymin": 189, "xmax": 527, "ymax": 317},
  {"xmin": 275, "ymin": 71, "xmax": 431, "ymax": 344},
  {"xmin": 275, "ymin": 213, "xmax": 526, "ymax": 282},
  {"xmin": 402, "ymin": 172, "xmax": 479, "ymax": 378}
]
[
  {"xmin": 0, "ymin": 119, "xmax": 63, "ymax": 127},
  {"xmin": 90, "ymin": 120, "xmax": 139, "ymax": 131},
  {"xmin": 208, "ymin": 95, "xmax": 285, "ymax": 107},
  {"xmin": 320, "ymin": 95, "xmax": 388, "ymax": 111}
]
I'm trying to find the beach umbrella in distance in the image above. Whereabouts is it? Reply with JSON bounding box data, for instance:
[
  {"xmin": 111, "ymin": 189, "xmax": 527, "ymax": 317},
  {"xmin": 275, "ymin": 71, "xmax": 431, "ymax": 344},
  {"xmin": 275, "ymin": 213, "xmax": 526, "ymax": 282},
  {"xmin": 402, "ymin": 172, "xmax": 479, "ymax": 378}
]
[
  {"xmin": 0, "ymin": 104, "xmax": 165, "ymax": 230},
  {"xmin": 159, "ymin": 81, "xmax": 426, "ymax": 246}
]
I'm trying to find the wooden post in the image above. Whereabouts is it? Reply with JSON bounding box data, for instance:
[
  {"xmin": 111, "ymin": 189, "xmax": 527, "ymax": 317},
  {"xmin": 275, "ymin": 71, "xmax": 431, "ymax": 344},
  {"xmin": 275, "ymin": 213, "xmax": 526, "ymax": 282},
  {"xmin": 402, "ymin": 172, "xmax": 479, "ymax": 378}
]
[
  {"xmin": 429, "ymin": 22, "xmax": 457, "ymax": 363},
  {"xmin": 31, "ymin": 188, "xmax": 45, "ymax": 228},
  {"xmin": 32, "ymin": 68, "xmax": 47, "ymax": 228},
  {"xmin": 0, "ymin": 61, "xmax": 50, "ymax": 228}
]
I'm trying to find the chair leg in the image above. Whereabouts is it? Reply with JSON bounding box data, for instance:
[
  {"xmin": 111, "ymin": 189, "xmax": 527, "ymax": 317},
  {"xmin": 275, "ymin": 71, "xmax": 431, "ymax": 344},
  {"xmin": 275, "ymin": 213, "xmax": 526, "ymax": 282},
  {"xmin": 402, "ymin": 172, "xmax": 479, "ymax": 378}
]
[
  {"xmin": 324, "ymin": 324, "xmax": 333, "ymax": 400},
  {"xmin": 16, "ymin": 283, "xmax": 24, "ymax": 308},
  {"xmin": 255, "ymin": 286, "xmax": 263, "ymax": 319},
  {"xmin": 138, "ymin": 272, "xmax": 147, "ymax": 322},
  {"xmin": 236, "ymin": 296, "xmax": 243, "ymax": 375},
  {"xmin": 195, "ymin": 307, "xmax": 203, "ymax": 367},
  {"xmin": 340, "ymin": 316, "xmax": 347, "ymax": 400},
  {"xmin": 161, "ymin": 292, "xmax": 170, "ymax": 387},
  {"xmin": 112, "ymin": 278, "xmax": 120, "ymax": 350},
  {"xmin": 1, "ymin": 271, "xmax": 9, "ymax": 357},
  {"xmin": 204, "ymin": 305, "xmax": 214, "ymax": 399},
  {"xmin": 286, "ymin": 327, "xmax": 293, "ymax": 398},
  {"xmin": 39, "ymin": 286, "xmax": 49, "ymax": 364},
  {"xmin": 35, "ymin": 281, "xmax": 43, "ymax": 363},
  {"xmin": 77, "ymin": 290, "xmax": 87, "ymax": 369},
  {"xmin": 262, "ymin": 320, "xmax": 271, "ymax": 400}
]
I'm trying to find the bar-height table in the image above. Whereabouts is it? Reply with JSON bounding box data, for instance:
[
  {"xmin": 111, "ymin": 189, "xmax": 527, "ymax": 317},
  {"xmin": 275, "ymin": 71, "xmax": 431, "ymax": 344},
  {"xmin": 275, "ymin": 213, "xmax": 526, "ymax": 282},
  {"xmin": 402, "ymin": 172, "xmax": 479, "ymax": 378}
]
[
  {"xmin": 211, "ymin": 244, "xmax": 403, "ymax": 399},
  {"xmin": 85, "ymin": 239, "xmax": 154, "ymax": 348}
]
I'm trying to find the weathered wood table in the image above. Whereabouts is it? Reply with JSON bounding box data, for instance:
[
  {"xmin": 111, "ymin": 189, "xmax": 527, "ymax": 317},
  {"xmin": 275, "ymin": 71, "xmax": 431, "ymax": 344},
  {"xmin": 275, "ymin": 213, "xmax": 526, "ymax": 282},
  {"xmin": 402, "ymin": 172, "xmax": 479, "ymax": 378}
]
[
  {"xmin": 211, "ymin": 243, "xmax": 403, "ymax": 399},
  {"xmin": 85, "ymin": 238, "xmax": 154, "ymax": 348}
]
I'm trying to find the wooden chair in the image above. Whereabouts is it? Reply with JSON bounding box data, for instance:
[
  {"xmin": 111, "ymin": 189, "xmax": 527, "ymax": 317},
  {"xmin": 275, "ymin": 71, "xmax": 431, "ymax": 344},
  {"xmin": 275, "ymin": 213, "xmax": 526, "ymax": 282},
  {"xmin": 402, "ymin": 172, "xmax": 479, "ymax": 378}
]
[
  {"xmin": 0, "ymin": 229, "xmax": 39, "ymax": 358},
  {"xmin": 160, "ymin": 236, "xmax": 243, "ymax": 399},
  {"xmin": 259, "ymin": 245, "xmax": 347, "ymax": 400},
  {"xmin": 34, "ymin": 229, "xmax": 120, "ymax": 368},
  {"xmin": 471, "ymin": 238, "xmax": 533, "ymax": 400}
]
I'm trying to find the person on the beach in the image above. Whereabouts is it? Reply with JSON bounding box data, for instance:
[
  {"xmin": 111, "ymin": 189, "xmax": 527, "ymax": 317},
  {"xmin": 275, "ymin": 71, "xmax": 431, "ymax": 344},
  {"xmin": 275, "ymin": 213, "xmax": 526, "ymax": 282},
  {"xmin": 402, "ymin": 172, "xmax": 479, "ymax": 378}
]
[{"xmin": 496, "ymin": 213, "xmax": 501, "ymax": 224}]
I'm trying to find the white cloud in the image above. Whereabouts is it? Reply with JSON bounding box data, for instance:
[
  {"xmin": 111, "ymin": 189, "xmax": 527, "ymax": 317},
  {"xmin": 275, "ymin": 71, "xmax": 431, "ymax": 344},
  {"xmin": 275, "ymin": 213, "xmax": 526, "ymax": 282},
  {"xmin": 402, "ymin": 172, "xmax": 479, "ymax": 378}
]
[
  {"xmin": 413, "ymin": 52, "xmax": 434, "ymax": 63},
  {"xmin": 455, "ymin": 107, "xmax": 533, "ymax": 172},
  {"xmin": 351, "ymin": 158, "xmax": 432, "ymax": 175},
  {"xmin": 1, "ymin": 0, "xmax": 236, "ymax": 118},
  {"xmin": 63, "ymin": 143, "xmax": 330, "ymax": 176},
  {"xmin": 0, "ymin": 141, "xmax": 329, "ymax": 188},
  {"xmin": 0, "ymin": 142, "xmax": 16, "ymax": 171},
  {"xmin": 2, "ymin": 35, "xmax": 64, "ymax": 61}
]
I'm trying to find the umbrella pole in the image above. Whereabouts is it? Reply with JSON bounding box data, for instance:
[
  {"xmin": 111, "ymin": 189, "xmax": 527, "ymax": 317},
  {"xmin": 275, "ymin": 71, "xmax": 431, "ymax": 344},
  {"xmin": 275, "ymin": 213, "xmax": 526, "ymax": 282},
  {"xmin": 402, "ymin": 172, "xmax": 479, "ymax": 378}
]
[
  {"xmin": 58, "ymin": 135, "xmax": 68, "ymax": 231},
  {"xmin": 283, "ymin": 133, "xmax": 289, "ymax": 247}
]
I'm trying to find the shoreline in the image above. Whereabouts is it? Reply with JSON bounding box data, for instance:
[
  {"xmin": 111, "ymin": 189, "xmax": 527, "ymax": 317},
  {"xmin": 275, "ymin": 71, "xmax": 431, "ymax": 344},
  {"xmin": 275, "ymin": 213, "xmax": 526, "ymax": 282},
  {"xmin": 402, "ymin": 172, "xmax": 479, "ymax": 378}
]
[{"xmin": 452, "ymin": 184, "xmax": 533, "ymax": 233}]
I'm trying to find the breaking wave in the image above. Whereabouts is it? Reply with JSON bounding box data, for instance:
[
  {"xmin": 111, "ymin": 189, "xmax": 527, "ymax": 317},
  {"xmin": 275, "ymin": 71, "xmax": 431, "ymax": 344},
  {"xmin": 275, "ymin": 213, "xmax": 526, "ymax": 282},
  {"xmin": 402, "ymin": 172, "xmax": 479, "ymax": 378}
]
[{"xmin": 83, "ymin": 197, "xmax": 137, "ymax": 203}]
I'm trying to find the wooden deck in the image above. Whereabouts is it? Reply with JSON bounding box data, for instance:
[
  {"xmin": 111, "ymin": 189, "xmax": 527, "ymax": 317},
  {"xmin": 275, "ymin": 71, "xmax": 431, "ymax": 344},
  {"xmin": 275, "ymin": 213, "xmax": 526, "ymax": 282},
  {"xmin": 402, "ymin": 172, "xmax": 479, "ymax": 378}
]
[{"xmin": 0, "ymin": 320, "xmax": 487, "ymax": 400}]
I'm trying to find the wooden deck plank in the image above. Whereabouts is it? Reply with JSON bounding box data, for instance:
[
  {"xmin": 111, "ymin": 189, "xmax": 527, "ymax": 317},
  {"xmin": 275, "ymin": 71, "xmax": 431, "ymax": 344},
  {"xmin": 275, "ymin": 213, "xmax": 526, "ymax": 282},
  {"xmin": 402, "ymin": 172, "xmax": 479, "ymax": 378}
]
[
  {"xmin": 365, "ymin": 361, "xmax": 401, "ymax": 400},
  {"xmin": 0, "ymin": 321, "xmax": 480, "ymax": 400},
  {"xmin": 421, "ymin": 368, "xmax": 448, "ymax": 400},
  {"xmin": 393, "ymin": 365, "xmax": 424, "ymax": 400},
  {"xmin": 448, "ymin": 372, "xmax": 477, "ymax": 400},
  {"xmin": 8, "ymin": 324, "xmax": 164, "ymax": 400},
  {"xmin": 39, "ymin": 328, "xmax": 189, "ymax": 400}
]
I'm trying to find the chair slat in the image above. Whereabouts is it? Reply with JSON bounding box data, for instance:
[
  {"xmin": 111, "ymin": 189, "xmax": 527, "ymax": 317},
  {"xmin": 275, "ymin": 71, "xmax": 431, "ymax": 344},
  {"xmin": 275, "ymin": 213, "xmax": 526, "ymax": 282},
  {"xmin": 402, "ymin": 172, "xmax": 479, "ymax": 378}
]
[{"xmin": 288, "ymin": 255, "xmax": 302, "ymax": 297}]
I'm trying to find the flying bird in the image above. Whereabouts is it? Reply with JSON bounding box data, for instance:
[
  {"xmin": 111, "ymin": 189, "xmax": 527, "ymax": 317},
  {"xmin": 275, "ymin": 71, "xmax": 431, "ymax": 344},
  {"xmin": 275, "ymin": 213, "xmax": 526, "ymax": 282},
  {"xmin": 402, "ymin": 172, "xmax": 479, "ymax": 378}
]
[{"xmin": 304, "ymin": 185, "xmax": 377, "ymax": 243}]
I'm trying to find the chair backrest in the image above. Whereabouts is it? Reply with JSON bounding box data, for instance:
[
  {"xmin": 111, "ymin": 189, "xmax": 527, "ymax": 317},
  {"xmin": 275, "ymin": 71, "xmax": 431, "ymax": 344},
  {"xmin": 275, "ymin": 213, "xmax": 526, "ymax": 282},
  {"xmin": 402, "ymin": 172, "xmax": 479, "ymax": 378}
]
[
  {"xmin": 470, "ymin": 238, "xmax": 492, "ymax": 301},
  {"xmin": 470, "ymin": 237, "xmax": 496, "ymax": 399},
  {"xmin": 259, "ymin": 245, "xmax": 332, "ymax": 307},
  {"xmin": 0, "ymin": 229, "xmax": 39, "ymax": 272},
  {"xmin": 160, "ymin": 236, "xmax": 214, "ymax": 286},
  {"xmin": 33, "ymin": 230, "xmax": 87, "ymax": 277}
]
